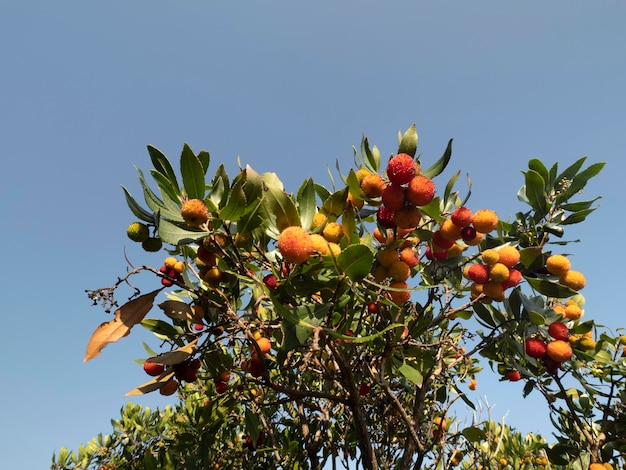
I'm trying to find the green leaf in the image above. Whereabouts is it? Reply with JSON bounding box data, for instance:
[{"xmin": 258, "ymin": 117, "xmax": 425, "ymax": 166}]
[
  {"xmin": 519, "ymin": 247, "xmax": 544, "ymax": 271},
  {"xmin": 245, "ymin": 408, "xmax": 261, "ymax": 444},
  {"xmin": 557, "ymin": 161, "xmax": 605, "ymax": 203},
  {"xmin": 141, "ymin": 319, "xmax": 180, "ymax": 340},
  {"xmin": 297, "ymin": 178, "xmax": 317, "ymax": 231},
  {"xmin": 121, "ymin": 185, "xmax": 155, "ymax": 223},
  {"xmin": 180, "ymin": 143, "xmax": 206, "ymax": 200},
  {"xmin": 262, "ymin": 172, "xmax": 301, "ymax": 232},
  {"xmin": 443, "ymin": 170, "xmax": 460, "ymax": 209},
  {"xmin": 136, "ymin": 167, "xmax": 184, "ymax": 222},
  {"xmin": 321, "ymin": 187, "xmax": 349, "ymax": 219},
  {"xmin": 462, "ymin": 426, "xmax": 487, "ymax": 443},
  {"xmin": 423, "ymin": 139, "xmax": 452, "ymax": 179},
  {"xmin": 337, "ymin": 245, "xmax": 374, "ymax": 281},
  {"xmin": 397, "ymin": 123, "xmax": 418, "ymax": 157},
  {"xmin": 361, "ymin": 137, "xmax": 380, "ymax": 173},
  {"xmin": 560, "ymin": 196, "xmax": 601, "ymax": 212},
  {"xmin": 149, "ymin": 169, "xmax": 182, "ymax": 207},
  {"xmin": 147, "ymin": 145, "xmax": 179, "ymax": 192},
  {"xmin": 528, "ymin": 159, "xmax": 550, "ymax": 190},
  {"xmin": 219, "ymin": 176, "xmax": 247, "ymax": 222},
  {"xmin": 524, "ymin": 276, "xmax": 577, "ymax": 298},
  {"xmin": 523, "ymin": 169, "xmax": 549, "ymax": 216},
  {"xmin": 197, "ymin": 150, "xmax": 210, "ymax": 175},
  {"xmin": 472, "ymin": 302, "xmax": 496, "ymax": 327},
  {"xmin": 398, "ymin": 363, "xmax": 423, "ymax": 386},
  {"xmin": 560, "ymin": 208, "xmax": 597, "ymax": 225},
  {"xmin": 157, "ymin": 218, "xmax": 207, "ymax": 245}
]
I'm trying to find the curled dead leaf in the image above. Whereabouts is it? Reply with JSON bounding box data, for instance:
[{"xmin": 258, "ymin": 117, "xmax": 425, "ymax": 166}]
[
  {"xmin": 145, "ymin": 339, "xmax": 198, "ymax": 366},
  {"xmin": 84, "ymin": 289, "xmax": 161, "ymax": 362},
  {"xmin": 125, "ymin": 369, "xmax": 175, "ymax": 396}
]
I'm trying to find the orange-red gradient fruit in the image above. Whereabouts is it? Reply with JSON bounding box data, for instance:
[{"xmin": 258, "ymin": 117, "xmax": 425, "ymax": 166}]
[
  {"xmin": 386, "ymin": 153, "xmax": 417, "ymax": 185},
  {"xmin": 472, "ymin": 209, "xmax": 499, "ymax": 233},
  {"xmin": 406, "ymin": 175, "xmax": 435, "ymax": 206},
  {"xmin": 277, "ymin": 226, "xmax": 314, "ymax": 263}
]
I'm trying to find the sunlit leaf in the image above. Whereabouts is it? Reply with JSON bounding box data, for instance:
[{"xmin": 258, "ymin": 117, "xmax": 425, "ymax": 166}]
[
  {"xmin": 557, "ymin": 161, "xmax": 605, "ymax": 203},
  {"xmin": 423, "ymin": 139, "xmax": 452, "ymax": 179},
  {"xmin": 157, "ymin": 218, "xmax": 207, "ymax": 245},
  {"xmin": 524, "ymin": 277, "xmax": 577, "ymax": 298},
  {"xmin": 84, "ymin": 289, "xmax": 161, "ymax": 362},
  {"xmin": 147, "ymin": 145, "xmax": 180, "ymax": 192},
  {"xmin": 149, "ymin": 169, "xmax": 182, "ymax": 208},
  {"xmin": 397, "ymin": 123, "xmax": 418, "ymax": 157},
  {"xmin": 523, "ymin": 169, "xmax": 549, "ymax": 216},
  {"xmin": 158, "ymin": 300, "xmax": 194, "ymax": 322},
  {"xmin": 398, "ymin": 363, "xmax": 423, "ymax": 386},
  {"xmin": 144, "ymin": 340, "xmax": 198, "ymax": 366},
  {"xmin": 125, "ymin": 369, "xmax": 175, "ymax": 397},
  {"xmin": 180, "ymin": 143, "xmax": 206, "ymax": 200},
  {"xmin": 337, "ymin": 245, "xmax": 374, "ymax": 281},
  {"xmin": 297, "ymin": 178, "xmax": 317, "ymax": 231},
  {"xmin": 140, "ymin": 318, "xmax": 181, "ymax": 340},
  {"xmin": 462, "ymin": 426, "xmax": 486, "ymax": 443},
  {"xmin": 321, "ymin": 187, "xmax": 349, "ymax": 218},
  {"xmin": 121, "ymin": 185, "xmax": 154, "ymax": 224}
]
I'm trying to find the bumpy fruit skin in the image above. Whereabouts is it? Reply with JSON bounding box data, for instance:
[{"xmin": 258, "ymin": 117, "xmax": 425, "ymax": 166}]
[
  {"xmin": 432, "ymin": 231, "xmax": 454, "ymax": 250},
  {"xmin": 564, "ymin": 303, "xmax": 583, "ymax": 320},
  {"xmin": 142, "ymin": 237, "xmax": 162, "ymax": 252},
  {"xmin": 322, "ymin": 222, "xmax": 344, "ymax": 243},
  {"xmin": 388, "ymin": 281, "xmax": 411, "ymax": 305},
  {"xmin": 560, "ymin": 270, "xmax": 586, "ymax": 291},
  {"xmin": 497, "ymin": 245, "xmax": 520, "ymax": 268},
  {"xmin": 126, "ymin": 222, "xmax": 150, "ymax": 242},
  {"xmin": 310, "ymin": 212, "xmax": 328, "ymax": 230},
  {"xmin": 263, "ymin": 273, "xmax": 278, "ymax": 290},
  {"xmin": 525, "ymin": 338, "xmax": 548, "ymax": 359},
  {"xmin": 467, "ymin": 264, "xmax": 489, "ymax": 284},
  {"xmin": 310, "ymin": 233, "xmax": 331, "ymax": 255},
  {"xmin": 451, "ymin": 207, "xmax": 473, "ymax": 227},
  {"xmin": 360, "ymin": 173, "xmax": 386, "ymax": 198},
  {"xmin": 406, "ymin": 175, "xmax": 435, "ymax": 206},
  {"xmin": 180, "ymin": 199, "xmax": 209, "ymax": 226},
  {"xmin": 386, "ymin": 153, "xmax": 416, "ymax": 185},
  {"xmin": 439, "ymin": 219, "xmax": 463, "ymax": 241},
  {"xmin": 502, "ymin": 269, "xmax": 522, "ymax": 289},
  {"xmin": 546, "ymin": 254, "xmax": 571, "ymax": 276},
  {"xmin": 381, "ymin": 184, "xmax": 406, "ymax": 211},
  {"xmin": 489, "ymin": 263, "xmax": 509, "ymax": 283},
  {"xmin": 376, "ymin": 205, "xmax": 397, "ymax": 228},
  {"xmin": 394, "ymin": 205, "xmax": 421, "ymax": 229},
  {"xmin": 472, "ymin": 209, "xmax": 499, "ymax": 233},
  {"xmin": 481, "ymin": 249, "xmax": 500, "ymax": 265},
  {"xmin": 389, "ymin": 260, "xmax": 411, "ymax": 282},
  {"xmin": 546, "ymin": 340, "xmax": 573, "ymax": 362},
  {"xmin": 548, "ymin": 321, "xmax": 570, "ymax": 341},
  {"xmin": 277, "ymin": 226, "xmax": 314, "ymax": 263},
  {"xmin": 143, "ymin": 359, "xmax": 165, "ymax": 377}
]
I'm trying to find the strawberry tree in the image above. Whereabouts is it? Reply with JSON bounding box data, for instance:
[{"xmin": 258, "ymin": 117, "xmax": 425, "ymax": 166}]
[{"xmin": 53, "ymin": 125, "xmax": 625, "ymax": 469}]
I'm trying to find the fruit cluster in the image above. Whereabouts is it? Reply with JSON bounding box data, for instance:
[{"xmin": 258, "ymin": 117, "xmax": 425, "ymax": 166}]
[
  {"xmin": 524, "ymin": 320, "xmax": 575, "ymax": 376},
  {"xmin": 159, "ymin": 256, "xmax": 185, "ymax": 286},
  {"xmin": 463, "ymin": 244, "xmax": 523, "ymax": 301},
  {"xmin": 126, "ymin": 221, "xmax": 162, "ymax": 252},
  {"xmin": 545, "ymin": 254, "xmax": 586, "ymax": 291}
]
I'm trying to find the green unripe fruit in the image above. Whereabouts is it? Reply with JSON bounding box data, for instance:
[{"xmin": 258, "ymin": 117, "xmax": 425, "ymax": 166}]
[
  {"xmin": 142, "ymin": 237, "xmax": 163, "ymax": 252},
  {"xmin": 127, "ymin": 222, "xmax": 150, "ymax": 242}
]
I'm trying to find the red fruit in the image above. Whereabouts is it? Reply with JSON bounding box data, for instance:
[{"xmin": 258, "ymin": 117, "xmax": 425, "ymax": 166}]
[
  {"xmin": 381, "ymin": 184, "xmax": 406, "ymax": 211},
  {"xmin": 451, "ymin": 207, "xmax": 474, "ymax": 227},
  {"xmin": 244, "ymin": 432, "xmax": 265, "ymax": 451},
  {"xmin": 143, "ymin": 359, "xmax": 165, "ymax": 377},
  {"xmin": 542, "ymin": 356, "xmax": 562, "ymax": 376},
  {"xmin": 425, "ymin": 247, "xmax": 447, "ymax": 261},
  {"xmin": 467, "ymin": 264, "xmax": 489, "ymax": 284},
  {"xmin": 367, "ymin": 302, "xmax": 379, "ymax": 314},
  {"xmin": 386, "ymin": 153, "xmax": 416, "ymax": 185},
  {"xmin": 263, "ymin": 273, "xmax": 278, "ymax": 290},
  {"xmin": 178, "ymin": 368, "xmax": 198, "ymax": 382},
  {"xmin": 161, "ymin": 277, "xmax": 174, "ymax": 287},
  {"xmin": 376, "ymin": 205, "xmax": 397, "ymax": 228},
  {"xmin": 193, "ymin": 323, "xmax": 204, "ymax": 331},
  {"xmin": 507, "ymin": 370, "xmax": 522, "ymax": 382},
  {"xmin": 460, "ymin": 226, "xmax": 477, "ymax": 242},
  {"xmin": 525, "ymin": 338, "xmax": 548, "ymax": 359},
  {"xmin": 197, "ymin": 245, "xmax": 217, "ymax": 265},
  {"xmin": 189, "ymin": 358, "xmax": 202, "ymax": 370},
  {"xmin": 432, "ymin": 231, "xmax": 455, "ymax": 250},
  {"xmin": 159, "ymin": 265, "xmax": 168, "ymax": 274},
  {"xmin": 248, "ymin": 358, "xmax": 262, "ymax": 377},
  {"xmin": 215, "ymin": 381, "xmax": 228, "ymax": 394},
  {"xmin": 502, "ymin": 269, "xmax": 523, "ymax": 289},
  {"xmin": 359, "ymin": 383, "xmax": 371, "ymax": 396},
  {"xmin": 548, "ymin": 321, "xmax": 570, "ymax": 341}
]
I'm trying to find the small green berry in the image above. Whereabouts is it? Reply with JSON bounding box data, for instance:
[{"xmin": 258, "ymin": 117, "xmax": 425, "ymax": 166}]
[
  {"xmin": 126, "ymin": 222, "xmax": 150, "ymax": 242},
  {"xmin": 142, "ymin": 237, "xmax": 162, "ymax": 252}
]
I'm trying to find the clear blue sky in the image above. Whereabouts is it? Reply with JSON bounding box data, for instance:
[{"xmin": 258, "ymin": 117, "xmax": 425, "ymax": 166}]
[{"xmin": 1, "ymin": 2, "xmax": 625, "ymax": 468}]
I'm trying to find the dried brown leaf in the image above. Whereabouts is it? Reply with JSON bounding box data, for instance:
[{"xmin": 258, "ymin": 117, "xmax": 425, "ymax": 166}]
[
  {"xmin": 125, "ymin": 369, "xmax": 175, "ymax": 396},
  {"xmin": 158, "ymin": 300, "xmax": 194, "ymax": 322},
  {"xmin": 84, "ymin": 289, "xmax": 161, "ymax": 362},
  {"xmin": 146, "ymin": 339, "xmax": 198, "ymax": 366}
]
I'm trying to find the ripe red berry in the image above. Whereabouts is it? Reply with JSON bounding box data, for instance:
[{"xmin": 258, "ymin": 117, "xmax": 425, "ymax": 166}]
[
  {"xmin": 548, "ymin": 321, "xmax": 570, "ymax": 341},
  {"xmin": 143, "ymin": 359, "xmax": 165, "ymax": 377},
  {"xmin": 507, "ymin": 370, "xmax": 522, "ymax": 382},
  {"xmin": 525, "ymin": 338, "xmax": 548, "ymax": 359},
  {"xmin": 367, "ymin": 302, "xmax": 379, "ymax": 314},
  {"xmin": 460, "ymin": 226, "xmax": 477, "ymax": 242},
  {"xmin": 359, "ymin": 383, "xmax": 371, "ymax": 396},
  {"xmin": 193, "ymin": 323, "xmax": 204, "ymax": 331},
  {"xmin": 451, "ymin": 207, "xmax": 474, "ymax": 227},
  {"xmin": 189, "ymin": 358, "xmax": 202, "ymax": 370},
  {"xmin": 386, "ymin": 153, "xmax": 416, "ymax": 185},
  {"xmin": 178, "ymin": 368, "xmax": 198, "ymax": 382},
  {"xmin": 467, "ymin": 264, "xmax": 489, "ymax": 284},
  {"xmin": 263, "ymin": 273, "xmax": 278, "ymax": 290},
  {"xmin": 215, "ymin": 381, "xmax": 228, "ymax": 394},
  {"xmin": 376, "ymin": 205, "xmax": 397, "ymax": 228}
]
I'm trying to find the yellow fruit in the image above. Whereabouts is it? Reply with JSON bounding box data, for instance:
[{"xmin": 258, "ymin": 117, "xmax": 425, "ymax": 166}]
[
  {"xmin": 472, "ymin": 209, "xmax": 499, "ymax": 233},
  {"xmin": 360, "ymin": 173, "xmax": 386, "ymax": 198},
  {"xmin": 489, "ymin": 263, "xmax": 510, "ymax": 283},
  {"xmin": 546, "ymin": 254, "xmax": 571, "ymax": 276},
  {"xmin": 483, "ymin": 281, "xmax": 505, "ymax": 300},
  {"xmin": 447, "ymin": 244, "xmax": 465, "ymax": 258},
  {"xmin": 394, "ymin": 205, "xmax": 421, "ymax": 229},
  {"xmin": 464, "ymin": 231, "xmax": 484, "ymax": 246},
  {"xmin": 620, "ymin": 335, "xmax": 626, "ymax": 345},
  {"xmin": 277, "ymin": 226, "xmax": 314, "ymax": 264},
  {"xmin": 355, "ymin": 168, "xmax": 371, "ymax": 182},
  {"xmin": 387, "ymin": 281, "xmax": 411, "ymax": 305},
  {"xmin": 499, "ymin": 458, "xmax": 508, "ymax": 466},
  {"xmin": 468, "ymin": 379, "xmax": 477, "ymax": 391},
  {"xmin": 203, "ymin": 267, "xmax": 225, "ymax": 285},
  {"xmin": 546, "ymin": 340, "xmax": 573, "ymax": 362},
  {"xmin": 378, "ymin": 248, "xmax": 400, "ymax": 268},
  {"xmin": 346, "ymin": 192, "xmax": 364, "ymax": 210},
  {"xmin": 564, "ymin": 303, "xmax": 583, "ymax": 320},
  {"xmin": 481, "ymin": 248, "xmax": 500, "ymax": 265},
  {"xmin": 311, "ymin": 233, "xmax": 331, "ymax": 255},
  {"xmin": 589, "ymin": 464, "xmax": 608, "ymax": 470},
  {"xmin": 497, "ymin": 245, "xmax": 520, "ymax": 268},
  {"xmin": 191, "ymin": 304, "xmax": 205, "ymax": 322},
  {"xmin": 560, "ymin": 270, "xmax": 586, "ymax": 291},
  {"xmin": 126, "ymin": 222, "xmax": 150, "ymax": 242},
  {"xmin": 255, "ymin": 337, "xmax": 272, "ymax": 355},
  {"xmin": 323, "ymin": 222, "xmax": 344, "ymax": 243},
  {"xmin": 181, "ymin": 199, "xmax": 209, "ymax": 226},
  {"xmin": 173, "ymin": 261, "xmax": 186, "ymax": 274},
  {"xmin": 164, "ymin": 257, "xmax": 178, "ymax": 269},
  {"xmin": 439, "ymin": 218, "xmax": 463, "ymax": 241},
  {"xmin": 389, "ymin": 260, "xmax": 411, "ymax": 282},
  {"xmin": 470, "ymin": 282, "xmax": 484, "ymax": 299},
  {"xmin": 576, "ymin": 337, "xmax": 596, "ymax": 350},
  {"xmin": 433, "ymin": 416, "xmax": 448, "ymax": 430},
  {"xmin": 327, "ymin": 242, "xmax": 341, "ymax": 257},
  {"xmin": 310, "ymin": 212, "xmax": 328, "ymax": 230}
]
